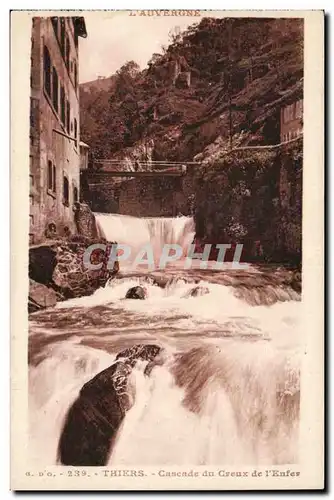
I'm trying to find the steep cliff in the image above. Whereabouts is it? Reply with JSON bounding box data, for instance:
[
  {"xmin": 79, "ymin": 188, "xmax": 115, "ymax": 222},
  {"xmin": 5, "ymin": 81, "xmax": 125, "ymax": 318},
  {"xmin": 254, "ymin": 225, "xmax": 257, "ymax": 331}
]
[{"xmin": 80, "ymin": 17, "xmax": 303, "ymax": 162}]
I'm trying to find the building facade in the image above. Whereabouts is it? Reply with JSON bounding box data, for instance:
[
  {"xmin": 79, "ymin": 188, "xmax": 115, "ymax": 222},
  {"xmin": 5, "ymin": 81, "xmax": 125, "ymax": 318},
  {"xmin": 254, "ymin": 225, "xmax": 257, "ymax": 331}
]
[
  {"xmin": 29, "ymin": 16, "xmax": 87, "ymax": 244},
  {"xmin": 280, "ymin": 99, "xmax": 303, "ymax": 143},
  {"xmin": 79, "ymin": 141, "xmax": 90, "ymax": 170}
]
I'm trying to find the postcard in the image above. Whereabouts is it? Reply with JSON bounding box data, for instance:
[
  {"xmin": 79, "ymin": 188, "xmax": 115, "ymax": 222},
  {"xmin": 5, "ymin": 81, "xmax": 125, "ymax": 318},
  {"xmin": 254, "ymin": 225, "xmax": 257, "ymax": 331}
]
[{"xmin": 11, "ymin": 9, "xmax": 324, "ymax": 490}]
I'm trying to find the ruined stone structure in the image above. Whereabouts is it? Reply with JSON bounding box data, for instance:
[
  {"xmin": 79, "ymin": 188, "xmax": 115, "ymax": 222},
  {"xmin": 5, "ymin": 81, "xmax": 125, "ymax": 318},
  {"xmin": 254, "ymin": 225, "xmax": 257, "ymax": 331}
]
[{"xmin": 29, "ymin": 16, "xmax": 87, "ymax": 244}]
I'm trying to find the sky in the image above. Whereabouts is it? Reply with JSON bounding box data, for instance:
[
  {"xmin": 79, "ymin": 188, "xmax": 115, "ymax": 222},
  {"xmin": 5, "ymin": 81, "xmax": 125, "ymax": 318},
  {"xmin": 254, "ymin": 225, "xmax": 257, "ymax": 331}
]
[{"xmin": 78, "ymin": 12, "xmax": 200, "ymax": 83}]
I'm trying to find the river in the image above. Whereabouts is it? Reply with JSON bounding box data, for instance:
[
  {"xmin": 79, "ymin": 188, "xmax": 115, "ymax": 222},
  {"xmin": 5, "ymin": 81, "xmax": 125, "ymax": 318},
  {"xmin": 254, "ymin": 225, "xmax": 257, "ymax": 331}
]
[{"xmin": 28, "ymin": 214, "xmax": 301, "ymax": 467}]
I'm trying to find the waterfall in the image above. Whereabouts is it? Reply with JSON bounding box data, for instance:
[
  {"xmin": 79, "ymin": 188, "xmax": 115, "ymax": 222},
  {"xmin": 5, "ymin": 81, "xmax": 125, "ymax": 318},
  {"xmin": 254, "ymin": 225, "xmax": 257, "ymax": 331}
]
[
  {"xmin": 28, "ymin": 213, "xmax": 301, "ymax": 468},
  {"xmin": 94, "ymin": 213, "xmax": 195, "ymax": 266}
]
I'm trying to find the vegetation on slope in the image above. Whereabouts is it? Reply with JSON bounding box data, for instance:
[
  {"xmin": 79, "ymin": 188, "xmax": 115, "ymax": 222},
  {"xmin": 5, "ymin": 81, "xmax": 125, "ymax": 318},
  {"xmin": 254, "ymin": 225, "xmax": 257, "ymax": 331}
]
[{"xmin": 80, "ymin": 17, "xmax": 303, "ymax": 163}]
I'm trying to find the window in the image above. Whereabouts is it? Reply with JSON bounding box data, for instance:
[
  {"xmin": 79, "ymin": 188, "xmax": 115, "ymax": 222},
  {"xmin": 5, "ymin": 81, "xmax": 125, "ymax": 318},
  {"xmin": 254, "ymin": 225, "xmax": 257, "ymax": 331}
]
[
  {"xmin": 30, "ymin": 98, "xmax": 37, "ymax": 127},
  {"xmin": 66, "ymin": 100, "xmax": 70, "ymax": 133},
  {"xmin": 47, "ymin": 160, "xmax": 56, "ymax": 193},
  {"xmin": 60, "ymin": 18, "xmax": 66, "ymax": 56},
  {"xmin": 63, "ymin": 176, "xmax": 69, "ymax": 205},
  {"xmin": 43, "ymin": 46, "xmax": 51, "ymax": 97},
  {"xmin": 74, "ymin": 62, "xmax": 78, "ymax": 89},
  {"xmin": 52, "ymin": 67, "xmax": 58, "ymax": 111},
  {"xmin": 74, "ymin": 118, "xmax": 78, "ymax": 146},
  {"xmin": 60, "ymin": 86, "xmax": 65, "ymax": 125},
  {"xmin": 48, "ymin": 161, "xmax": 53, "ymax": 190},
  {"xmin": 65, "ymin": 34, "xmax": 70, "ymax": 69},
  {"xmin": 51, "ymin": 17, "xmax": 59, "ymax": 38},
  {"xmin": 73, "ymin": 186, "xmax": 78, "ymax": 203}
]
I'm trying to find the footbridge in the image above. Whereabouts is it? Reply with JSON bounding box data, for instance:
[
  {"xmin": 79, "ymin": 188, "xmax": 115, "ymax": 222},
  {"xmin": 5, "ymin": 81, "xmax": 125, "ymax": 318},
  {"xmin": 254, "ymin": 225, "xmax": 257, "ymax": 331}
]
[
  {"xmin": 85, "ymin": 160, "xmax": 200, "ymax": 180},
  {"xmin": 81, "ymin": 160, "xmax": 200, "ymax": 216}
]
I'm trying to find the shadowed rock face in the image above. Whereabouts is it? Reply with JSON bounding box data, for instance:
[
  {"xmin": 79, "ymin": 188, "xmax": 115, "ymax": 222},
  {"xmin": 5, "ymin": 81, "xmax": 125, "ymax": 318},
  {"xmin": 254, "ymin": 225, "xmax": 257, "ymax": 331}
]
[
  {"xmin": 58, "ymin": 344, "xmax": 162, "ymax": 466},
  {"xmin": 29, "ymin": 245, "xmax": 57, "ymax": 285}
]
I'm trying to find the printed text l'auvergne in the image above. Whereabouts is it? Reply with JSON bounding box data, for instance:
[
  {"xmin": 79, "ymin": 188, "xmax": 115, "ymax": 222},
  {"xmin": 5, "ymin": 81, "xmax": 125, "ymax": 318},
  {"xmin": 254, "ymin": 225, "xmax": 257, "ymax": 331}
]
[{"xmin": 129, "ymin": 10, "xmax": 202, "ymax": 17}]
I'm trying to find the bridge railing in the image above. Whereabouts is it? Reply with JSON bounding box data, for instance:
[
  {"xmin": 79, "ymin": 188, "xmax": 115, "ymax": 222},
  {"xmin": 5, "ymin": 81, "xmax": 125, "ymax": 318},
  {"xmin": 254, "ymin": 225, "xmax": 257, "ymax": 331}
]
[{"xmin": 89, "ymin": 159, "xmax": 201, "ymax": 177}]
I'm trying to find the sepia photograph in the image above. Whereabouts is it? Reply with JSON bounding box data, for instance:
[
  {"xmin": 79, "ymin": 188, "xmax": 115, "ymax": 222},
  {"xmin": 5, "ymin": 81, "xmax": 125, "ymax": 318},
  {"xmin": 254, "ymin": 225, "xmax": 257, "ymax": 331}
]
[{"xmin": 10, "ymin": 9, "xmax": 324, "ymax": 490}]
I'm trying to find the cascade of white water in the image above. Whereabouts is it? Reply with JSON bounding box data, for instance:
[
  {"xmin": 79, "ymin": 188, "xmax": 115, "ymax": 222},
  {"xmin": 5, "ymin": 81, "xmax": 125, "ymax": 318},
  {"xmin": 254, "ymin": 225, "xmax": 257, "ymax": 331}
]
[
  {"xmin": 28, "ymin": 214, "xmax": 301, "ymax": 468},
  {"xmin": 94, "ymin": 213, "xmax": 195, "ymax": 266}
]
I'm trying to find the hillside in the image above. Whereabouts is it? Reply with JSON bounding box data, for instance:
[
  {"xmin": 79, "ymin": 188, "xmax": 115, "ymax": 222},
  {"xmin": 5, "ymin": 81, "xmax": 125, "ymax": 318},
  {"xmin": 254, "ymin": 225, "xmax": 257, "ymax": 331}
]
[
  {"xmin": 80, "ymin": 17, "xmax": 303, "ymax": 163},
  {"xmin": 80, "ymin": 75, "xmax": 116, "ymax": 94}
]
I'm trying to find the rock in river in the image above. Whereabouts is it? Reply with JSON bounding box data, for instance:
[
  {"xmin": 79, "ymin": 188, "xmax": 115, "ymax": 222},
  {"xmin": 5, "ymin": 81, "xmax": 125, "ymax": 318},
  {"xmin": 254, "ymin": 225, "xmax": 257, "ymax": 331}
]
[
  {"xmin": 185, "ymin": 285, "xmax": 210, "ymax": 298},
  {"xmin": 125, "ymin": 285, "xmax": 147, "ymax": 300},
  {"xmin": 58, "ymin": 344, "xmax": 162, "ymax": 466}
]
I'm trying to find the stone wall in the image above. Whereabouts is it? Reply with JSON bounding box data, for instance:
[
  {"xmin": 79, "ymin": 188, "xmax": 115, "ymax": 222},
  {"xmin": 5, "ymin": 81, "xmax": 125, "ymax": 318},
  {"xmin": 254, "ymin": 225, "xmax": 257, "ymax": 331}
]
[
  {"xmin": 194, "ymin": 141, "xmax": 302, "ymax": 263},
  {"xmin": 118, "ymin": 170, "xmax": 196, "ymax": 217}
]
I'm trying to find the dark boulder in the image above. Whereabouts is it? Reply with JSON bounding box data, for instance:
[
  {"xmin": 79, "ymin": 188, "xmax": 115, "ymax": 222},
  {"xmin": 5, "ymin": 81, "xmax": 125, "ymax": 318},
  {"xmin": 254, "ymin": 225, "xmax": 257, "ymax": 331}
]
[
  {"xmin": 125, "ymin": 286, "xmax": 147, "ymax": 300},
  {"xmin": 185, "ymin": 286, "xmax": 210, "ymax": 298},
  {"xmin": 58, "ymin": 344, "xmax": 162, "ymax": 466},
  {"xmin": 290, "ymin": 270, "xmax": 302, "ymax": 293}
]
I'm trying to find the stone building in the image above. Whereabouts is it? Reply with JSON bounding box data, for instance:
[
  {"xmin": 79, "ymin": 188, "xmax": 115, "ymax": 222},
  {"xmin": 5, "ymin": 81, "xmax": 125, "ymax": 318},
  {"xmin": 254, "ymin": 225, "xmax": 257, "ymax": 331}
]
[
  {"xmin": 280, "ymin": 99, "xmax": 303, "ymax": 143},
  {"xmin": 29, "ymin": 16, "xmax": 87, "ymax": 244}
]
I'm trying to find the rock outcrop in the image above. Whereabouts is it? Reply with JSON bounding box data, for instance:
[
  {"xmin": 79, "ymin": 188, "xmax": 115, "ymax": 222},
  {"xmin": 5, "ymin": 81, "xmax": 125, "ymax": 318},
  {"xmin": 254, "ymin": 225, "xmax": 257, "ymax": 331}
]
[
  {"xmin": 73, "ymin": 202, "xmax": 101, "ymax": 239},
  {"xmin": 52, "ymin": 237, "xmax": 118, "ymax": 300},
  {"xmin": 58, "ymin": 344, "xmax": 162, "ymax": 466},
  {"xmin": 29, "ymin": 203, "xmax": 119, "ymax": 310},
  {"xmin": 29, "ymin": 237, "xmax": 119, "ymax": 306}
]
